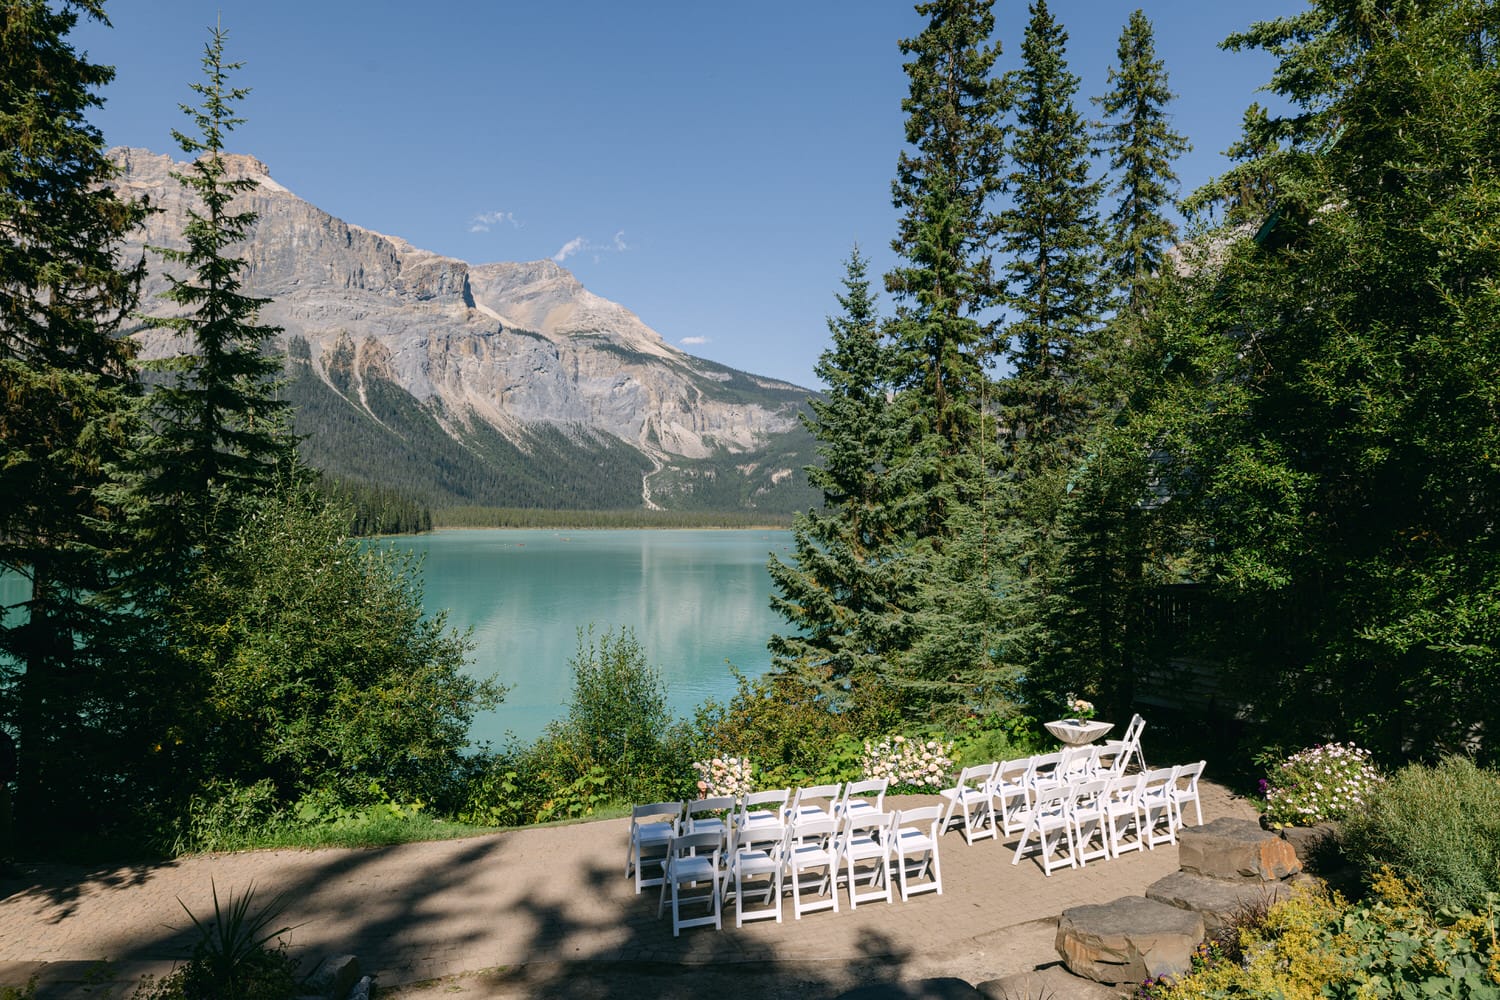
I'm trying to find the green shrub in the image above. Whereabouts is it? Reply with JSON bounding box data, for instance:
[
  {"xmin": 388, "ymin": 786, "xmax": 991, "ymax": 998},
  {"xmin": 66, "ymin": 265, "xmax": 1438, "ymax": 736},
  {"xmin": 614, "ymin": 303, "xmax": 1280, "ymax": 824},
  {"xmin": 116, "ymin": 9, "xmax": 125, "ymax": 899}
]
[
  {"xmin": 1342, "ymin": 755, "xmax": 1500, "ymax": 912},
  {"xmin": 951, "ymin": 712, "xmax": 1050, "ymax": 766},
  {"xmin": 176, "ymin": 779, "xmax": 285, "ymax": 854}
]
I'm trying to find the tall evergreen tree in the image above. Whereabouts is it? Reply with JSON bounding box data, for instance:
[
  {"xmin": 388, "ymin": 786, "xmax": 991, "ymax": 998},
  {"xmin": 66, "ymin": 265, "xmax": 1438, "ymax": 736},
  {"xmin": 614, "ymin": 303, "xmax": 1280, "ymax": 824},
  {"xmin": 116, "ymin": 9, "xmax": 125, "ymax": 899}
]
[
  {"xmin": 884, "ymin": 0, "xmax": 1008, "ymax": 529},
  {"xmin": 137, "ymin": 23, "xmax": 291, "ymax": 555},
  {"xmin": 768, "ymin": 249, "xmax": 912, "ymax": 709},
  {"xmin": 1159, "ymin": 0, "xmax": 1500, "ymax": 758},
  {"xmin": 1094, "ymin": 9, "xmax": 1190, "ymax": 315},
  {"xmin": 996, "ymin": 0, "xmax": 1104, "ymax": 481},
  {"xmin": 0, "ymin": 0, "xmax": 149, "ymax": 826}
]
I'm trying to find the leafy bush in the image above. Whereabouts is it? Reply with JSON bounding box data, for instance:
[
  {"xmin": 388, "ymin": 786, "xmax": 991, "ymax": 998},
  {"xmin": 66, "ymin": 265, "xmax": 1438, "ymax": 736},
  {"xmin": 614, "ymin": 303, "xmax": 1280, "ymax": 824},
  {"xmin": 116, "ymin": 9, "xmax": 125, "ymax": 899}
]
[
  {"xmin": 176, "ymin": 779, "xmax": 285, "ymax": 854},
  {"xmin": 689, "ymin": 669, "xmax": 868, "ymax": 788},
  {"xmin": 1342, "ymin": 755, "xmax": 1500, "ymax": 912},
  {"xmin": 951, "ymin": 711, "xmax": 1050, "ymax": 766},
  {"xmin": 164, "ymin": 478, "xmax": 505, "ymax": 811},
  {"xmin": 1150, "ymin": 884, "xmax": 1354, "ymax": 1000},
  {"xmin": 1150, "ymin": 873, "xmax": 1500, "ymax": 1000},
  {"xmin": 1262, "ymin": 742, "xmax": 1383, "ymax": 828}
]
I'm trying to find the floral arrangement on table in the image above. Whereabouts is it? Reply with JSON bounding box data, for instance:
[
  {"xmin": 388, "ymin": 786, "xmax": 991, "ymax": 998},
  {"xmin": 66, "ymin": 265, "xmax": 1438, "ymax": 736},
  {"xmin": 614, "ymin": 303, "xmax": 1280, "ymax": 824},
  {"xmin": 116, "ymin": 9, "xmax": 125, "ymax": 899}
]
[
  {"xmin": 1261, "ymin": 741, "xmax": 1383, "ymax": 828},
  {"xmin": 692, "ymin": 755, "xmax": 754, "ymax": 800},
  {"xmin": 1063, "ymin": 693, "xmax": 1096, "ymax": 721},
  {"xmin": 861, "ymin": 734, "xmax": 956, "ymax": 791}
]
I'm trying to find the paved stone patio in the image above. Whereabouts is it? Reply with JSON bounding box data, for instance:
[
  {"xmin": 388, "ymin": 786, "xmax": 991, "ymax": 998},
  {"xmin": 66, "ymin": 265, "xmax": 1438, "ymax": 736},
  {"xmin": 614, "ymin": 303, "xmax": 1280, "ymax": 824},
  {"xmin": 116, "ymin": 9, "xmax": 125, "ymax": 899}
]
[{"xmin": 0, "ymin": 781, "xmax": 1256, "ymax": 998}]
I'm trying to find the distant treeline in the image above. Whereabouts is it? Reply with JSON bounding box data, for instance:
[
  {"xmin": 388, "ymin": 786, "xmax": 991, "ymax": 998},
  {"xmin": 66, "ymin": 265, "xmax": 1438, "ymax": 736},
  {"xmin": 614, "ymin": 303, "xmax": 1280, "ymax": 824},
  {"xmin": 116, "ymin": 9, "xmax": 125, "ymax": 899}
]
[
  {"xmin": 320, "ymin": 478, "xmax": 434, "ymax": 536},
  {"xmin": 434, "ymin": 506, "xmax": 792, "ymax": 530}
]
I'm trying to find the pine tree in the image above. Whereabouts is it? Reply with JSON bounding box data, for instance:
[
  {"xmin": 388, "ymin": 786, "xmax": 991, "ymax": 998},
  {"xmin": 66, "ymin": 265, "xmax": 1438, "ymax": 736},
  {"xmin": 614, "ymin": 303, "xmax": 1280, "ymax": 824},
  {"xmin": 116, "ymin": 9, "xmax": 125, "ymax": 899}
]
[
  {"xmin": 0, "ymin": 0, "xmax": 149, "ymax": 826},
  {"xmin": 996, "ymin": 0, "xmax": 1104, "ymax": 481},
  {"xmin": 137, "ymin": 22, "xmax": 292, "ymax": 555},
  {"xmin": 1094, "ymin": 9, "xmax": 1190, "ymax": 315},
  {"xmin": 884, "ymin": 0, "xmax": 1008, "ymax": 523},
  {"xmin": 768, "ymin": 248, "xmax": 913, "ymax": 707}
]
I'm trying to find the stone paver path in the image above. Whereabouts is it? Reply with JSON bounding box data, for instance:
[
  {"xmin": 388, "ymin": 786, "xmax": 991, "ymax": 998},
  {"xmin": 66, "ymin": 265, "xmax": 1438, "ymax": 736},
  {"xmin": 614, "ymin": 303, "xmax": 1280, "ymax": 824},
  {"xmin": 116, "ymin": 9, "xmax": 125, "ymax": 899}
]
[{"xmin": 0, "ymin": 781, "xmax": 1256, "ymax": 998}]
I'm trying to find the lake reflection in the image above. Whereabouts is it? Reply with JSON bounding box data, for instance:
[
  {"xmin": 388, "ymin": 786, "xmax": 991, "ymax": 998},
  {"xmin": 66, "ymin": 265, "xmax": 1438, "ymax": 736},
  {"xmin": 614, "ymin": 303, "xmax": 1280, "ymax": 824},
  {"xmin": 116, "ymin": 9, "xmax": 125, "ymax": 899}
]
[{"xmin": 382, "ymin": 529, "xmax": 793, "ymax": 745}]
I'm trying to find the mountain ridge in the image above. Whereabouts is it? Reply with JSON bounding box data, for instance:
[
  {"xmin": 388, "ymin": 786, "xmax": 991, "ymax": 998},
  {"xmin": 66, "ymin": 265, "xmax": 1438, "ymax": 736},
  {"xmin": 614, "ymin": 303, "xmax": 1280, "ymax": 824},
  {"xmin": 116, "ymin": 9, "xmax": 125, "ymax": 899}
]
[{"xmin": 110, "ymin": 147, "xmax": 819, "ymax": 512}]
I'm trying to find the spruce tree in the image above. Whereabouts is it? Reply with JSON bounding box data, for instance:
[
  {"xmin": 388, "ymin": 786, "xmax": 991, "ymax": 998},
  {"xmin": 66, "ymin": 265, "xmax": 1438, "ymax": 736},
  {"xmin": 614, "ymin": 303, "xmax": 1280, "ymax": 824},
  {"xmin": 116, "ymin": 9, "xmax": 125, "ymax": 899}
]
[
  {"xmin": 884, "ymin": 0, "xmax": 1008, "ymax": 527},
  {"xmin": 1159, "ymin": 0, "xmax": 1500, "ymax": 756},
  {"xmin": 1094, "ymin": 9, "xmax": 1189, "ymax": 315},
  {"xmin": 996, "ymin": 0, "xmax": 1104, "ymax": 481},
  {"xmin": 137, "ymin": 23, "xmax": 292, "ymax": 556},
  {"xmin": 767, "ymin": 249, "xmax": 912, "ymax": 708},
  {"xmin": 0, "ymin": 0, "xmax": 149, "ymax": 826}
]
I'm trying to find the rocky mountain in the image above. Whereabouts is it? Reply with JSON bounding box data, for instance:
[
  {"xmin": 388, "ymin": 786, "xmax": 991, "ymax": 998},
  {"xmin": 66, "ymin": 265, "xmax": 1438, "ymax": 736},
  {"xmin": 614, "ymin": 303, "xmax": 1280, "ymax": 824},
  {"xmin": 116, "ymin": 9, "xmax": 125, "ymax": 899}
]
[{"xmin": 109, "ymin": 147, "xmax": 819, "ymax": 513}]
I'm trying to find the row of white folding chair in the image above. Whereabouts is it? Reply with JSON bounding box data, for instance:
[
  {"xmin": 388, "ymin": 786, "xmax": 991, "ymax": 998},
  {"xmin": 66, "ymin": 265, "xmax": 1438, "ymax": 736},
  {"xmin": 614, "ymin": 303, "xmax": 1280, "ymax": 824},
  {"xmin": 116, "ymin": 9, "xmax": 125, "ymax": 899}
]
[
  {"xmin": 629, "ymin": 784, "xmax": 885, "ymax": 895},
  {"xmin": 941, "ymin": 748, "xmax": 1125, "ymax": 845},
  {"xmin": 1007, "ymin": 761, "xmax": 1206, "ymax": 876},
  {"xmin": 664, "ymin": 805, "xmax": 944, "ymax": 933}
]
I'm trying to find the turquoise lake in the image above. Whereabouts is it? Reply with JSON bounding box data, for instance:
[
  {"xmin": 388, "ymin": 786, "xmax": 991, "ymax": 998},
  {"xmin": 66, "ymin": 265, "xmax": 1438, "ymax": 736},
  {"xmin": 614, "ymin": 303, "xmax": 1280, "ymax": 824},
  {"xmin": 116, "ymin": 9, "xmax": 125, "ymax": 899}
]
[
  {"xmin": 0, "ymin": 528, "xmax": 794, "ymax": 745},
  {"xmin": 382, "ymin": 528, "xmax": 794, "ymax": 745}
]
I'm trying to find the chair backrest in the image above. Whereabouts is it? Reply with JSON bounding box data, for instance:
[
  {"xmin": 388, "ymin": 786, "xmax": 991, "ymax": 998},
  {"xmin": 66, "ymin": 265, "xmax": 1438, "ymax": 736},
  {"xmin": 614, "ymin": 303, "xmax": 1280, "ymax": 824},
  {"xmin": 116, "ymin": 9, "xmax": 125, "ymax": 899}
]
[
  {"xmin": 1124, "ymin": 713, "xmax": 1146, "ymax": 745},
  {"xmin": 689, "ymin": 795, "xmax": 736, "ymax": 817},
  {"xmin": 788, "ymin": 814, "xmax": 839, "ymax": 848},
  {"xmin": 1141, "ymin": 765, "xmax": 1180, "ymax": 797},
  {"xmin": 839, "ymin": 777, "xmax": 888, "ymax": 813},
  {"xmin": 1177, "ymin": 760, "xmax": 1206, "ymax": 791},
  {"xmin": 729, "ymin": 818, "xmax": 787, "ymax": 858},
  {"xmin": 789, "ymin": 783, "xmax": 842, "ymax": 818},
  {"xmin": 744, "ymin": 788, "xmax": 789, "ymax": 809},
  {"xmin": 1059, "ymin": 745, "xmax": 1097, "ymax": 778},
  {"xmin": 1070, "ymin": 777, "xmax": 1109, "ymax": 811},
  {"xmin": 1108, "ymin": 772, "xmax": 1145, "ymax": 804},
  {"xmin": 671, "ymin": 829, "xmax": 723, "ymax": 860},
  {"xmin": 1029, "ymin": 751, "xmax": 1062, "ymax": 776},
  {"xmin": 955, "ymin": 762, "xmax": 997, "ymax": 791},
  {"xmin": 1032, "ymin": 780, "xmax": 1074, "ymax": 812},
  {"xmin": 632, "ymin": 801, "xmax": 682, "ymax": 824},
  {"xmin": 840, "ymin": 811, "xmax": 895, "ymax": 848},
  {"xmin": 894, "ymin": 805, "xmax": 943, "ymax": 834}
]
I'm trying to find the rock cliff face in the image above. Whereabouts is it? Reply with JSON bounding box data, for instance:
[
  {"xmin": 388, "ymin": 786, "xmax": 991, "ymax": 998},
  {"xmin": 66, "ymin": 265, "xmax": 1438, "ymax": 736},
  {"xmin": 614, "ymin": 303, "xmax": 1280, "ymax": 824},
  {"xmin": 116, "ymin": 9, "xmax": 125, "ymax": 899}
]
[{"xmin": 110, "ymin": 148, "xmax": 814, "ymax": 510}]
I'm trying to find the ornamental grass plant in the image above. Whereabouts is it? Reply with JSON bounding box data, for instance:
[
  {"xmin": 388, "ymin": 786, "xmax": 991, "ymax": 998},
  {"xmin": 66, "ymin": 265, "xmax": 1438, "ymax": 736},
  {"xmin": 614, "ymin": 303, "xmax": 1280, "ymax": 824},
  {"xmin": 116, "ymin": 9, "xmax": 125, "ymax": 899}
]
[{"xmin": 1341, "ymin": 755, "xmax": 1500, "ymax": 912}]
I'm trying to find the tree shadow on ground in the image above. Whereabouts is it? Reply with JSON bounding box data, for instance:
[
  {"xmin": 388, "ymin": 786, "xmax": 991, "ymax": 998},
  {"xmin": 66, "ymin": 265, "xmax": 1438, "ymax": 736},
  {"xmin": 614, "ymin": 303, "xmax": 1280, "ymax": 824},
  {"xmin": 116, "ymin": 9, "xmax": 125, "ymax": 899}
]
[{"xmin": 0, "ymin": 817, "xmax": 984, "ymax": 1000}]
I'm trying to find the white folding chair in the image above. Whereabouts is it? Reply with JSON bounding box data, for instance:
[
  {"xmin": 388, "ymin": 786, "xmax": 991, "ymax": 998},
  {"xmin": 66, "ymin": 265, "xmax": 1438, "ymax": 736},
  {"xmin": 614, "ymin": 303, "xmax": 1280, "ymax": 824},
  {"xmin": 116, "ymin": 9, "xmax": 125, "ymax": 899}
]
[
  {"xmin": 1170, "ymin": 760, "xmax": 1206, "ymax": 829},
  {"xmin": 626, "ymin": 801, "xmax": 681, "ymax": 894},
  {"xmin": 890, "ymin": 805, "xmax": 943, "ymax": 901},
  {"xmin": 1102, "ymin": 772, "xmax": 1146, "ymax": 858},
  {"xmin": 836, "ymin": 777, "xmax": 889, "ymax": 824},
  {"xmin": 785, "ymin": 815, "xmax": 841, "ymax": 919},
  {"xmin": 1099, "ymin": 713, "xmax": 1146, "ymax": 773},
  {"xmin": 1026, "ymin": 751, "xmax": 1064, "ymax": 798},
  {"xmin": 992, "ymin": 758, "xmax": 1035, "ymax": 836},
  {"xmin": 1011, "ymin": 781, "xmax": 1079, "ymax": 876},
  {"xmin": 738, "ymin": 788, "xmax": 790, "ymax": 835},
  {"xmin": 1069, "ymin": 777, "xmax": 1112, "ymax": 866},
  {"xmin": 835, "ymin": 811, "xmax": 895, "ymax": 909},
  {"xmin": 1139, "ymin": 765, "xmax": 1182, "ymax": 848},
  {"xmin": 1058, "ymin": 745, "xmax": 1099, "ymax": 782},
  {"xmin": 655, "ymin": 830, "xmax": 722, "ymax": 936},
  {"xmin": 939, "ymin": 762, "xmax": 998, "ymax": 844},
  {"xmin": 686, "ymin": 795, "xmax": 736, "ymax": 841},
  {"xmin": 723, "ymin": 820, "xmax": 787, "ymax": 927},
  {"xmin": 786, "ymin": 783, "xmax": 842, "ymax": 825}
]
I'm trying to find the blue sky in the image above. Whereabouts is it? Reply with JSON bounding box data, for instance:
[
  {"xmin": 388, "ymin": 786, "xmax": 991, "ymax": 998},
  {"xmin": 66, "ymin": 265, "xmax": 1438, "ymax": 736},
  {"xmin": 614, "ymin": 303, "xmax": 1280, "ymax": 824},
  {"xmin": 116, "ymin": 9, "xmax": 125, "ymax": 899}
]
[{"xmin": 75, "ymin": 1, "xmax": 1305, "ymax": 389}]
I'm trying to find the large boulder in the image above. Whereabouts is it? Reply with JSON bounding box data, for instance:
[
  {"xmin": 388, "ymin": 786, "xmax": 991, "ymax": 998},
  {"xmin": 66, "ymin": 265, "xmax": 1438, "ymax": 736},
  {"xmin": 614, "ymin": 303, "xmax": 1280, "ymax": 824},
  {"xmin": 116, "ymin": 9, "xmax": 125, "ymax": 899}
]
[
  {"xmin": 1146, "ymin": 870, "xmax": 1291, "ymax": 934},
  {"xmin": 1056, "ymin": 895, "xmax": 1206, "ymax": 985},
  {"xmin": 978, "ymin": 966, "xmax": 1121, "ymax": 999},
  {"xmin": 1179, "ymin": 818, "xmax": 1301, "ymax": 881}
]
